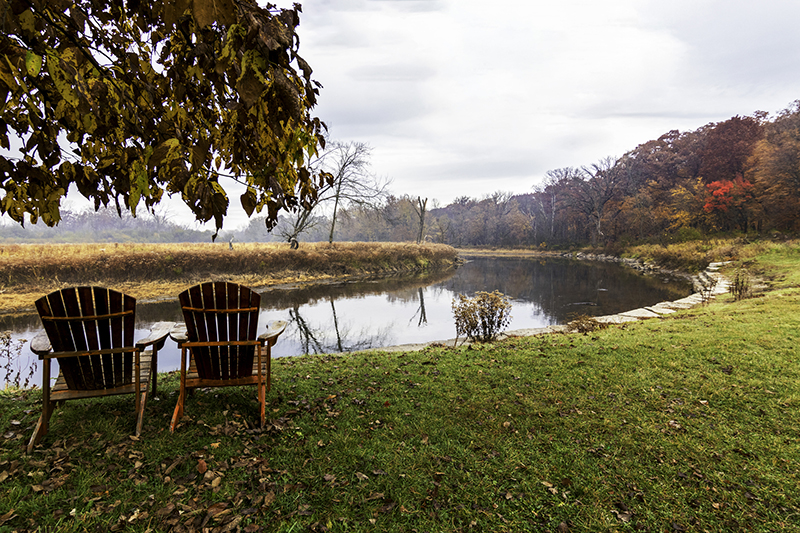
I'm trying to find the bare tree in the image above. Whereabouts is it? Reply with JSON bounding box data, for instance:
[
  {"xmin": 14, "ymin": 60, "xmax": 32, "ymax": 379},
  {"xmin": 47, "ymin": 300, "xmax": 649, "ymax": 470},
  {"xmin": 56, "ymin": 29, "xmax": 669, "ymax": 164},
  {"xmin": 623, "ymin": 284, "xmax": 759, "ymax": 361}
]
[
  {"xmin": 566, "ymin": 157, "xmax": 625, "ymax": 244},
  {"xmin": 412, "ymin": 197, "xmax": 428, "ymax": 244},
  {"xmin": 322, "ymin": 142, "xmax": 391, "ymax": 243},
  {"xmin": 534, "ymin": 168, "xmax": 580, "ymax": 241},
  {"xmin": 278, "ymin": 141, "xmax": 390, "ymax": 244}
]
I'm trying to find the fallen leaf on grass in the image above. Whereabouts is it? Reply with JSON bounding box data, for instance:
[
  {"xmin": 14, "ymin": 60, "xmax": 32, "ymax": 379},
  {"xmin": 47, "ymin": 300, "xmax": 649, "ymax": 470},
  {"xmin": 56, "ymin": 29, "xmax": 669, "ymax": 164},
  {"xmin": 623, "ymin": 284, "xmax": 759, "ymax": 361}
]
[
  {"xmin": 197, "ymin": 459, "xmax": 208, "ymax": 474},
  {"xmin": 0, "ymin": 509, "xmax": 17, "ymax": 526},
  {"xmin": 155, "ymin": 503, "xmax": 176, "ymax": 517},
  {"xmin": 298, "ymin": 504, "xmax": 312, "ymax": 516},
  {"xmin": 355, "ymin": 472, "xmax": 369, "ymax": 482},
  {"xmin": 378, "ymin": 501, "xmax": 396, "ymax": 513},
  {"xmin": 206, "ymin": 502, "xmax": 228, "ymax": 518},
  {"xmin": 611, "ymin": 507, "xmax": 633, "ymax": 523}
]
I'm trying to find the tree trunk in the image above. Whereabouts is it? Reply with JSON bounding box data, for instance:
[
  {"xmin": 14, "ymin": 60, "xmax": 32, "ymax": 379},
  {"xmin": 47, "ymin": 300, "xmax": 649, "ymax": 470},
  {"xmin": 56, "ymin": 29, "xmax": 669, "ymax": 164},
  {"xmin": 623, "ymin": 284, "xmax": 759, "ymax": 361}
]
[
  {"xmin": 328, "ymin": 181, "xmax": 343, "ymax": 243},
  {"xmin": 415, "ymin": 197, "xmax": 427, "ymax": 244}
]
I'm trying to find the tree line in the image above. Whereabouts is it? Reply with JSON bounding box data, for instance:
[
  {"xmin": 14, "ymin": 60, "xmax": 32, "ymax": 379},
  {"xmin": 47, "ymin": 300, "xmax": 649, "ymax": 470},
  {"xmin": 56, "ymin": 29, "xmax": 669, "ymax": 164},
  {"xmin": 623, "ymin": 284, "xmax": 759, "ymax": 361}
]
[
  {"xmin": 293, "ymin": 101, "xmax": 800, "ymax": 248},
  {"xmin": 4, "ymin": 101, "xmax": 800, "ymax": 246}
]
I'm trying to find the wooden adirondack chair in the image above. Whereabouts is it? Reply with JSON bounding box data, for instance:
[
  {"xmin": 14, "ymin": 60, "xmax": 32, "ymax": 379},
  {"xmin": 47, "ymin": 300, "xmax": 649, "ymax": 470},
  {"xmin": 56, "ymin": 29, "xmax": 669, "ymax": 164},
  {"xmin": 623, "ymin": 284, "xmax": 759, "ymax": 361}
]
[
  {"xmin": 27, "ymin": 287, "xmax": 172, "ymax": 453},
  {"xmin": 170, "ymin": 282, "xmax": 287, "ymax": 432}
]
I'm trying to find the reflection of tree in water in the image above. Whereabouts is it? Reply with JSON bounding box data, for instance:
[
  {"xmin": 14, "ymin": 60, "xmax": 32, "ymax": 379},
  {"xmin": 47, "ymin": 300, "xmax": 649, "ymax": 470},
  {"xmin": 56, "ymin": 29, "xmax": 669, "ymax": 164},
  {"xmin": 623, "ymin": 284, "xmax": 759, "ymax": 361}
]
[
  {"xmin": 287, "ymin": 299, "xmax": 393, "ymax": 355},
  {"xmin": 260, "ymin": 267, "xmax": 458, "ymax": 310},
  {"xmin": 409, "ymin": 287, "xmax": 427, "ymax": 327}
]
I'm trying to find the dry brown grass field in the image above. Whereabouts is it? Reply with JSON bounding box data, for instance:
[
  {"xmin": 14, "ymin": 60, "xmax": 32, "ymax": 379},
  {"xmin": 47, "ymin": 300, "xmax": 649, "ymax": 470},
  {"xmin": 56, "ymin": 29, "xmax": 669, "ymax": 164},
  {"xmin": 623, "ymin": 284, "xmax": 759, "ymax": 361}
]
[{"xmin": 0, "ymin": 242, "xmax": 458, "ymax": 313}]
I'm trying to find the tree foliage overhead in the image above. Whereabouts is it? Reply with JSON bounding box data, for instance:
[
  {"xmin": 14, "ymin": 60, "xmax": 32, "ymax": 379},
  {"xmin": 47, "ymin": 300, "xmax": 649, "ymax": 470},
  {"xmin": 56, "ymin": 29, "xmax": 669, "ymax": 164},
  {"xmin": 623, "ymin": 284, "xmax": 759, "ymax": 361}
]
[{"xmin": 0, "ymin": 0, "xmax": 327, "ymax": 234}]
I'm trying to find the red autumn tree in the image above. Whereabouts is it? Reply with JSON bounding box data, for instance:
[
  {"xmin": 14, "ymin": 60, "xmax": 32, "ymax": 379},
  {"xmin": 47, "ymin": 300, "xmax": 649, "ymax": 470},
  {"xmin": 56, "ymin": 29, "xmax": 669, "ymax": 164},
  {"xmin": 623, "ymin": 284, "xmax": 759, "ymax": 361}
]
[{"xmin": 703, "ymin": 175, "xmax": 754, "ymax": 230}]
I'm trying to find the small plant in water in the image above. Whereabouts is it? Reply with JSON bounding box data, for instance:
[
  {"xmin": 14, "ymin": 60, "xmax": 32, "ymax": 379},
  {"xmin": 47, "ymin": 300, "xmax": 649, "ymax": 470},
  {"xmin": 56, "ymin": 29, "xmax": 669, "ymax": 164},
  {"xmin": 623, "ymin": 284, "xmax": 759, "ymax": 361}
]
[
  {"xmin": 730, "ymin": 267, "xmax": 752, "ymax": 301},
  {"xmin": 1, "ymin": 331, "xmax": 35, "ymax": 389},
  {"xmin": 452, "ymin": 290, "xmax": 512, "ymax": 343},
  {"xmin": 697, "ymin": 272, "xmax": 718, "ymax": 305}
]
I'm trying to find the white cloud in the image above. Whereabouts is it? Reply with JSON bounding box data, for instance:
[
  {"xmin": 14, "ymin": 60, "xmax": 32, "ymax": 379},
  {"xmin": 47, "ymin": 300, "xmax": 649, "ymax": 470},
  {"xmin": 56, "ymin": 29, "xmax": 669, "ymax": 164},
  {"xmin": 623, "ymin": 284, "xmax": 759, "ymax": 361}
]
[
  {"xmin": 295, "ymin": 0, "xmax": 800, "ymax": 208},
  {"xmin": 11, "ymin": 0, "xmax": 800, "ymax": 230}
]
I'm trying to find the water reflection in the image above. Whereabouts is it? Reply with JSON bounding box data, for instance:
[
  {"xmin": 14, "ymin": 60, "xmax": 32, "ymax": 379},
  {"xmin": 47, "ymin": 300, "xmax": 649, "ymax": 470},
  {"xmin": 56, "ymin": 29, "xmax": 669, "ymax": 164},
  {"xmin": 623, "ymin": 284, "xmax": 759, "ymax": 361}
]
[{"xmin": 2, "ymin": 257, "xmax": 692, "ymax": 386}]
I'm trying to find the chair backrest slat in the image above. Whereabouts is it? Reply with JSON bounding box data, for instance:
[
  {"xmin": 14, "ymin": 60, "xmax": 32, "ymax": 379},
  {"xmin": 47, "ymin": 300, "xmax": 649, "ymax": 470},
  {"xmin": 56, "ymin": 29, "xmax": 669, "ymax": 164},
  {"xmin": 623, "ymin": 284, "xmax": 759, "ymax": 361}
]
[
  {"xmin": 214, "ymin": 281, "xmax": 229, "ymax": 380},
  {"xmin": 35, "ymin": 287, "xmax": 137, "ymax": 391},
  {"xmin": 179, "ymin": 282, "xmax": 261, "ymax": 381},
  {"xmin": 78, "ymin": 286, "xmax": 103, "ymax": 389}
]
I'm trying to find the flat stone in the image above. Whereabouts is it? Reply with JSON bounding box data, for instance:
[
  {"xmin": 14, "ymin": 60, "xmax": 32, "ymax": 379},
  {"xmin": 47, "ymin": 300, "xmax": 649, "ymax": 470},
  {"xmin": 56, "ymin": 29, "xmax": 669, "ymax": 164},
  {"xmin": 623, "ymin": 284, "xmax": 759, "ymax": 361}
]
[
  {"xmin": 674, "ymin": 294, "xmax": 705, "ymax": 306},
  {"xmin": 594, "ymin": 314, "xmax": 640, "ymax": 324},
  {"xmin": 654, "ymin": 300, "xmax": 695, "ymax": 310},
  {"xmin": 620, "ymin": 308, "xmax": 662, "ymax": 319},
  {"xmin": 646, "ymin": 305, "xmax": 677, "ymax": 315},
  {"xmin": 504, "ymin": 326, "xmax": 568, "ymax": 337}
]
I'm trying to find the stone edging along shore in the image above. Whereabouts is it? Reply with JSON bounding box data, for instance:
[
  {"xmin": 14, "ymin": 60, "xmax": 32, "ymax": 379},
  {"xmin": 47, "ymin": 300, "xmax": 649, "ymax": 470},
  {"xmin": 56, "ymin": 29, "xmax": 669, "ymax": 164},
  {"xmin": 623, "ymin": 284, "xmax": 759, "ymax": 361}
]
[{"xmin": 366, "ymin": 261, "xmax": 731, "ymax": 354}]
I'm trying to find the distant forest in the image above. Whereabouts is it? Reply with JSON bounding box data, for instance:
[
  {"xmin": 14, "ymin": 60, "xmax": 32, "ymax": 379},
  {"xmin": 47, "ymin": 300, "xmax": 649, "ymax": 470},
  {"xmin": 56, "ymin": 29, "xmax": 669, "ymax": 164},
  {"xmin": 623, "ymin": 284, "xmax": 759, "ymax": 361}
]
[{"xmin": 3, "ymin": 101, "xmax": 800, "ymax": 247}]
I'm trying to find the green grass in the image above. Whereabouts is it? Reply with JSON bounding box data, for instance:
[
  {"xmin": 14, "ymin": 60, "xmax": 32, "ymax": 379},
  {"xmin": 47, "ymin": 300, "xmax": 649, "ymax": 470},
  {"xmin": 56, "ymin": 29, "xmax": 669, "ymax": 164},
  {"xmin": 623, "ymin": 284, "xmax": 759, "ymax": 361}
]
[{"xmin": 2, "ymin": 243, "xmax": 800, "ymax": 532}]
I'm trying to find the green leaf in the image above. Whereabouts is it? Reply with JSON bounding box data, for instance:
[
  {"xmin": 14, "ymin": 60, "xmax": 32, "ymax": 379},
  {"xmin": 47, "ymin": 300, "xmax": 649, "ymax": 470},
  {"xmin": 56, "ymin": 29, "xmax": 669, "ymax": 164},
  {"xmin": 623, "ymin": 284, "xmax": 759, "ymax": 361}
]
[
  {"xmin": 25, "ymin": 51, "xmax": 42, "ymax": 77},
  {"xmin": 46, "ymin": 51, "xmax": 80, "ymax": 108},
  {"xmin": 18, "ymin": 10, "xmax": 36, "ymax": 34},
  {"xmin": 82, "ymin": 112, "xmax": 97, "ymax": 133}
]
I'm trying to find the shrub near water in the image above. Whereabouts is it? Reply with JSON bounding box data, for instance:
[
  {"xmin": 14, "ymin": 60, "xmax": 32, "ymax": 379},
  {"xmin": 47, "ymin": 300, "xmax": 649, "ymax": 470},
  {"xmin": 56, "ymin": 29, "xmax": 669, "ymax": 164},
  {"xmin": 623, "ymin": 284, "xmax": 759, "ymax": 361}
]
[{"xmin": 451, "ymin": 290, "xmax": 512, "ymax": 342}]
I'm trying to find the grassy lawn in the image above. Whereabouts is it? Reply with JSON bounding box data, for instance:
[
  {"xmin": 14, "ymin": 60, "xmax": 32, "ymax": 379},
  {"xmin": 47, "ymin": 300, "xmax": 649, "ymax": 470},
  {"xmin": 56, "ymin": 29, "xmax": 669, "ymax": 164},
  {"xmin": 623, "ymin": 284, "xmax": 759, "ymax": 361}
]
[{"xmin": 1, "ymin": 242, "xmax": 800, "ymax": 532}]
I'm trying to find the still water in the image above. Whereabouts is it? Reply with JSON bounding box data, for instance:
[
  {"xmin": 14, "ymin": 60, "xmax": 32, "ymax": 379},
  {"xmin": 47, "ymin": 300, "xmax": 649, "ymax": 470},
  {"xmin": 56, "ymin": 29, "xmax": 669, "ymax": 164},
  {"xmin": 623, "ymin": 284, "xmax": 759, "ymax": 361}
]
[{"xmin": 1, "ymin": 257, "xmax": 692, "ymax": 386}]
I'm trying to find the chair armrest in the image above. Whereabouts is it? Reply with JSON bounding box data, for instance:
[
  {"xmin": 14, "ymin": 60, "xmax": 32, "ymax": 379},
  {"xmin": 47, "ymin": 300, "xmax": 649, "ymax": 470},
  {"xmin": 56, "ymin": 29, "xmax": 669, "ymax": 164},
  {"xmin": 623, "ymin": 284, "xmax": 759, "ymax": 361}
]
[
  {"xmin": 30, "ymin": 331, "xmax": 52, "ymax": 358},
  {"xmin": 169, "ymin": 323, "xmax": 189, "ymax": 344},
  {"xmin": 259, "ymin": 320, "xmax": 287, "ymax": 346},
  {"xmin": 136, "ymin": 321, "xmax": 175, "ymax": 350}
]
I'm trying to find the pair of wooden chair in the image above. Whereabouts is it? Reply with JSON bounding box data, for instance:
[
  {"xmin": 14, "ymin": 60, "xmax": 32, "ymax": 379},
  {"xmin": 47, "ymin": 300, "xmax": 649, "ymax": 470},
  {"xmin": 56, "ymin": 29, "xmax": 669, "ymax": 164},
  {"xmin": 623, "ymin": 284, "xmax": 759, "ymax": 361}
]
[{"xmin": 27, "ymin": 282, "xmax": 286, "ymax": 453}]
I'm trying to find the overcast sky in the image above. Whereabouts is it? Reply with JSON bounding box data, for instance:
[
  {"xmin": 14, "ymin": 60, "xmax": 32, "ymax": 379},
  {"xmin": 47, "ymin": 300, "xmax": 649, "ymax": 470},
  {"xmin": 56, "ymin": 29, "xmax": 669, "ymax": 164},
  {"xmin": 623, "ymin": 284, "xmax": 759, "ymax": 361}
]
[
  {"xmin": 48, "ymin": 0, "xmax": 800, "ymax": 229},
  {"xmin": 297, "ymin": 0, "xmax": 800, "ymax": 201}
]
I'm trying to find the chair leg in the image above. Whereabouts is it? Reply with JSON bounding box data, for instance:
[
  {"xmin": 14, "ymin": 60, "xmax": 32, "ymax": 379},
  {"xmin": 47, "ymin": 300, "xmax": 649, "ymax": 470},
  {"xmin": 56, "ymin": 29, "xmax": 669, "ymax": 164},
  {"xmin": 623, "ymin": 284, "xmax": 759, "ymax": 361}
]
[
  {"xmin": 27, "ymin": 401, "xmax": 53, "ymax": 454},
  {"xmin": 170, "ymin": 389, "xmax": 185, "ymax": 433},
  {"xmin": 151, "ymin": 349, "xmax": 159, "ymax": 397},
  {"xmin": 134, "ymin": 351, "xmax": 141, "ymax": 418},
  {"xmin": 267, "ymin": 350, "xmax": 272, "ymax": 393},
  {"xmin": 135, "ymin": 390, "xmax": 148, "ymax": 436},
  {"xmin": 28, "ymin": 360, "xmax": 53, "ymax": 454},
  {"xmin": 258, "ymin": 381, "xmax": 266, "ymax": 428},
  {"xmin": 170, "ymin": 347, "xmax": 188, "ymax": 432}
]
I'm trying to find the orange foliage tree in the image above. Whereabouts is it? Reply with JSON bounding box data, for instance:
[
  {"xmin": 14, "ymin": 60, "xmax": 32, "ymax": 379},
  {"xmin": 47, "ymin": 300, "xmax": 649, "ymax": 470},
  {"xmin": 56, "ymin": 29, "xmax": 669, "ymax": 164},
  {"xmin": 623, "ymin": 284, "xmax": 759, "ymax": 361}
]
[{"xmin": 702, "ymin": 175, "xmax": 755, "ymax": 231}]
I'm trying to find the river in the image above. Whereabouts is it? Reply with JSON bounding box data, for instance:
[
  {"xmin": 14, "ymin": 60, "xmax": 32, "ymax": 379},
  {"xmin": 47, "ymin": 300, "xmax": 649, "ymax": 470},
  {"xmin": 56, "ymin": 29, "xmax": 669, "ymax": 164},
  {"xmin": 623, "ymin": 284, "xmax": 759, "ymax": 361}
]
[{"xmin": 1, "ymin": 256, "xmax": 692, "ymax": 387}]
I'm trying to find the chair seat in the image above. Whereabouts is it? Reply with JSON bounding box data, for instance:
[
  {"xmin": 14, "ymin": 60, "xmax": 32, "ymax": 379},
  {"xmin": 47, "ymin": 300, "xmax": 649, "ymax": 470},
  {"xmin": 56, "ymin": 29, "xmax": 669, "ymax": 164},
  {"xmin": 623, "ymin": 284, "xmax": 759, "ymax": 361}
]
[
  {"xmin": 50, "ymin": 352, "xmax": 153, "ymax": 402},
  {"xmin": 184, "ymin": 354, "xmax": 268, "ymax": 389}
]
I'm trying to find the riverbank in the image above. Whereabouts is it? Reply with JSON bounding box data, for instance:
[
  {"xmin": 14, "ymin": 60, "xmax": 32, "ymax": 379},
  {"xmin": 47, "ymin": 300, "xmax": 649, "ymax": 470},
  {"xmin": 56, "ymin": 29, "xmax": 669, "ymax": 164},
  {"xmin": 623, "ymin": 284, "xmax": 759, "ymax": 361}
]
[
  {"xmin": 0, "ymin": 242, "xmax": 459, "ymax": 313},
  {"xmin": 1, "ymin": 243, "xmax": 798, "ymax": 531}
]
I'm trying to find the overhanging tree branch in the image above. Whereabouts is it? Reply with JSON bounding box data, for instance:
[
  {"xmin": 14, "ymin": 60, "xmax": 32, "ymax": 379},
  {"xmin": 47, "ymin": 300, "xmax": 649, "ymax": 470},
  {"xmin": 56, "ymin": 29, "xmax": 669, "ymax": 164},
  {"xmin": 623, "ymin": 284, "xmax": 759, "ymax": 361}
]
[{"xmin": 0, "ymin": 0, "xmax": 328, "ymax": 235}]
